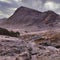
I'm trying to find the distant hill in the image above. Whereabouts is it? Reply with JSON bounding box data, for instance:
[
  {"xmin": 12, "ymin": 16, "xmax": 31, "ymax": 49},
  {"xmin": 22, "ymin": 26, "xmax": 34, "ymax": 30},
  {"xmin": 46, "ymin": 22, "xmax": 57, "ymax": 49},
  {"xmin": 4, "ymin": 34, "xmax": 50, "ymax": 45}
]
[{"xmin": 2, "ymin": 6, "xmax": 60, "ymax": 28}]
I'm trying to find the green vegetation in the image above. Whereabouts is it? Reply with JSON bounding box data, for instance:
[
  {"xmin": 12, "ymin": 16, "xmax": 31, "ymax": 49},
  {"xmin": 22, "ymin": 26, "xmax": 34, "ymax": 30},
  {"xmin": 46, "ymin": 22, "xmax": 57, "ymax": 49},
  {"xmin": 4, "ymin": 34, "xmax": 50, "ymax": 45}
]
[{"xmin": 0, "ymin": 27, "xmax": 20, "ymax": 37}]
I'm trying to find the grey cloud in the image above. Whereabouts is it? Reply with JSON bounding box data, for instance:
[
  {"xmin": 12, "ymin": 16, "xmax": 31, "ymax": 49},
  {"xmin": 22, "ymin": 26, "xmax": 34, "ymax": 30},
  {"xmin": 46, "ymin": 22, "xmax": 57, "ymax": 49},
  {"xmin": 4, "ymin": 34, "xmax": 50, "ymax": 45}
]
[
  {"xmin": 41, "ymin": 0, "xmax": 60, "ymax": 3},
  {"xmin": 0, "ymin": 0, "xmax": 60, "ymax": 18},
  {"xmin": 22, "ymin": 0, "xmax": 60, "ymax": 12},
  {"xmin": 51, "ymin": 0, "xmax": 60, "ymax": 3},
  {"xmin": 0, "ymin": 0, "xmax": 22, "ymax": 18},
  {"xmin": 0, "ymin": 1, "xmax": 19, "ymax": 8}
]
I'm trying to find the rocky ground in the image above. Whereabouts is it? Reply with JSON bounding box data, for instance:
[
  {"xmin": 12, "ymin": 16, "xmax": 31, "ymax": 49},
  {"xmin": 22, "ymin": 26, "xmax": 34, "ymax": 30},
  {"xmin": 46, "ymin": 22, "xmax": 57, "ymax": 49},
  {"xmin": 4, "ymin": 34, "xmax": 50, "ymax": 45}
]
[{"xmin": 0, "ymin": 31, "xmax": 60, "ymax": 60}]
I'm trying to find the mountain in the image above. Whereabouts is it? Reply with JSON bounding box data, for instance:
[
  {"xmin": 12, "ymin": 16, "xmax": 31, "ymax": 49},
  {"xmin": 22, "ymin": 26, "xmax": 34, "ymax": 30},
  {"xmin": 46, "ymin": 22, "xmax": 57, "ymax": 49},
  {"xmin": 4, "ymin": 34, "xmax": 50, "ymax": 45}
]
[{"xmin": 3, "ymin": 6, "xmax": 60, "ymax": 28}]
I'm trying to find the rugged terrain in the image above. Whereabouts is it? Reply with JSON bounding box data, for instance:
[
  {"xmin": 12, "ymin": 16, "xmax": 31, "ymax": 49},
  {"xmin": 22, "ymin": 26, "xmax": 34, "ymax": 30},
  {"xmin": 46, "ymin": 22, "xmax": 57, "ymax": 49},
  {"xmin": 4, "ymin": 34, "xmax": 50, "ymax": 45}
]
[
  {"xmin": 0, "ymin": 6, "xmax": 60, "ymax": 60},
  {"xmin": 0, "ymin": 31, "xmax": 60, "ymax": 60},
  {"xmin": 0, "ymin": 6, "xmax": 60, "ymax": 30}
]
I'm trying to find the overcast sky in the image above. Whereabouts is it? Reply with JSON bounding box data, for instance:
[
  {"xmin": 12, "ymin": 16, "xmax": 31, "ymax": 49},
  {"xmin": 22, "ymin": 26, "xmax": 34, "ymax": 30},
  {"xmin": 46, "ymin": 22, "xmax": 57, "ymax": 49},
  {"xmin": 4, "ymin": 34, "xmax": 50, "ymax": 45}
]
[{"xmin": 0, "ymin": 0, "xmax": 60, "ymax": 18}]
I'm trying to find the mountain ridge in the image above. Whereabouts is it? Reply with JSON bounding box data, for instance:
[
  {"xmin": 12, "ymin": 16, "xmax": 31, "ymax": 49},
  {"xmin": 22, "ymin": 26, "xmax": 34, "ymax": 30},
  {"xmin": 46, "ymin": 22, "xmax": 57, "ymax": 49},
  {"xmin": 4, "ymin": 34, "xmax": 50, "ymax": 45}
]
[{"xmin": 2, "ymin": 6, "xmax": 60, "ymax": 28}]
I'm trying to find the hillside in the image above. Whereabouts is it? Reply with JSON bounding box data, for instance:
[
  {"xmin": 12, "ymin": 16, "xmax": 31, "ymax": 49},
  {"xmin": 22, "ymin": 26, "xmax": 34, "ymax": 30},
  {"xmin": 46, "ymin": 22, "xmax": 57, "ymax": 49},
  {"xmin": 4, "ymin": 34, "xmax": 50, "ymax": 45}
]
[{"xmin": 3, "ymin": 6, "xmax": 60, "ymax": 28}]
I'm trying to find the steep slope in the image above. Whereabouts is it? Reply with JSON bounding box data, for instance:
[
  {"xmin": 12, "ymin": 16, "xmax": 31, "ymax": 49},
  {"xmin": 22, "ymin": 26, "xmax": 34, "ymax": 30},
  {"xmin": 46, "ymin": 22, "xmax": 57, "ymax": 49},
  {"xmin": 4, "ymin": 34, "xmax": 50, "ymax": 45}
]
[
  {"xmin": 5, "ymin": 6, "xmax": 42, "ymax": 25},
  {"xmin": 4, "ymin": 6, "xmax": 60, "ymax": 28}
]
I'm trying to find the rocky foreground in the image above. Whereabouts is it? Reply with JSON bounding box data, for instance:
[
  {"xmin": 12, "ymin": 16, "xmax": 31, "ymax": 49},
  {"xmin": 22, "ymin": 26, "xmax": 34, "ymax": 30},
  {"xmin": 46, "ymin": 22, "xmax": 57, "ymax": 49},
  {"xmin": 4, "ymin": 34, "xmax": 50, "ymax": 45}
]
[{"xmin": 0, "ymin": 33, "xmax": 60, "ymax": 60}]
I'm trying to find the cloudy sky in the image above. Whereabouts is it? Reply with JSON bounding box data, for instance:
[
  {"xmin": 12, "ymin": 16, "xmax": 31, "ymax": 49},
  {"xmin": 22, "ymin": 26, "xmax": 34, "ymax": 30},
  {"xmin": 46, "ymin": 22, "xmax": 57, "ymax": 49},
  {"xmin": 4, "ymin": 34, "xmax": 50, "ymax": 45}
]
[{"xmin": 0, "ymin": 0, "xmax": 60, "ymax": 18}]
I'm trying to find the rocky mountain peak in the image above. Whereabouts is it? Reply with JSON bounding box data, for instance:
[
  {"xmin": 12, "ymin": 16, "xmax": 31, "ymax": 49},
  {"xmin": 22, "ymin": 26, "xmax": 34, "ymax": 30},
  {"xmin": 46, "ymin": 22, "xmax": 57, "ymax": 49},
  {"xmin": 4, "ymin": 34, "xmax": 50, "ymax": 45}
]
[
  {"xmin": 3, "ymin": 6, "xmax": 60, "ymax": 28},
  {"xmin": 15, "ymin": 6, "xmax": 42, "ymax": 14}
]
